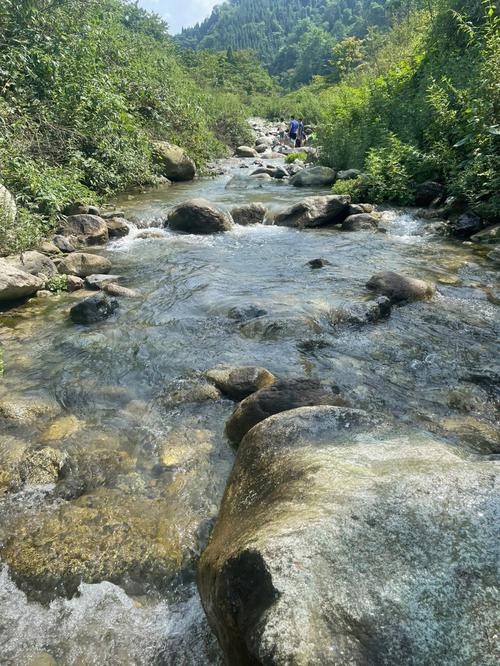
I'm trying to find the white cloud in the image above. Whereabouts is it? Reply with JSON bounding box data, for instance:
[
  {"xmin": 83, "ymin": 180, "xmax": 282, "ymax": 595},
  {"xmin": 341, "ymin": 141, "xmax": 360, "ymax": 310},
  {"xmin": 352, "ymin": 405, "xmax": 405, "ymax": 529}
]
[{"xmin": 137, "ymin": 0, "xmax": 220, "ymax": 34}]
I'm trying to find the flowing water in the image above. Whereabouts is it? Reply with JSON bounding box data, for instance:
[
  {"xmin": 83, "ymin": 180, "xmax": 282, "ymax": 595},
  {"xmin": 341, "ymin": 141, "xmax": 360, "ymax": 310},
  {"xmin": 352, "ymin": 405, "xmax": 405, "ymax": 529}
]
[{"xmin": 0, "ymin": 157, "xmax": 499, "ymax": 665}]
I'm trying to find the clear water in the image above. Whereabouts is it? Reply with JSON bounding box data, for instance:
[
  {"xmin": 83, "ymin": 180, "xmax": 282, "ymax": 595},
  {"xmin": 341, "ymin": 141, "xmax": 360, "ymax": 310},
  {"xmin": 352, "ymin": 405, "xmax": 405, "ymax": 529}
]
[{"xmin": 0, "ymin": 158, "xmax": 498, "ymax": 664}]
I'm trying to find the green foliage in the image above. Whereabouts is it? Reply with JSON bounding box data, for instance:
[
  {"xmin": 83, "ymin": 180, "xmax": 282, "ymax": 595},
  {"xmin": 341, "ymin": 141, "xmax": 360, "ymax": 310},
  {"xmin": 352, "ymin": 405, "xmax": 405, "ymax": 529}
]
[
  {"xmin": 0, "ymin": 0, "xmax": 254, "ymax": 254},
  {"xmin": 45, "ymin": 273, "xmax": 68, "ymax": 293},
  {"xmin": 299, "ymin": 0, "xmax": 499, "ymax": 216},
  {"xmin": 0, "ymin": 207, "xmax": 49, "ymax": 256},
  {"xmin": 331, "ymin": 176, "xmax": 369, "ymax": 201},
  {"xmin": 285, "ymin": 152, "xmax": 308, "ymax": 164}
]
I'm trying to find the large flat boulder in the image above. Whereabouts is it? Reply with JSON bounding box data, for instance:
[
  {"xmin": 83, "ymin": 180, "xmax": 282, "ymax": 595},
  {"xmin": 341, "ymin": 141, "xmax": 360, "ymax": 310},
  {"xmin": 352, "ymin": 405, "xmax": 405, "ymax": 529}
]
[
  {"xmin": 274, "ymin": 195, "xmax": 350, "ymax": 229},
  {"xmin": 167, "ymin": 199, "xmax": 233, "ymax": 234},
  {"xmin": 0, "ymin": 259, "xmax": 43, "ymax": 303},
  {"xmin": 198, "ymin": 406, "xmax": 498, "ymax": 666},
  {"xmin": 6, "ymin": 251, "xmax": 58, "ymax": 278},
  {"xmin": 58, "ymin": 253, "xmax": 112, "ymax": 278},
  {"xmin": 58, "ymin": 214, "xmax": 109, "ymax": 245},
  {"xmin": 153, "ymin": 142, "xmax": 196, "ymax": 181},
  {"xmin": 290, "ymin": 166, "xmax": 336, "ymax": 187}
]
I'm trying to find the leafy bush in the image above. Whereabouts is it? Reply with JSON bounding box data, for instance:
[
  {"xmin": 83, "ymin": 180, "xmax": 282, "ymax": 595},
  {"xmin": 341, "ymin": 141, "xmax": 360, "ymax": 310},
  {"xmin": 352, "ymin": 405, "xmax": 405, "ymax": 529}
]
[
  {"xmin": 45, "ymin": 274, "xmax": 68, "ymax": 293},
  {"xmin": 331, "ymin": 176, "xmax": 370, "ymax": 202},
  {"xmin": 285, "ymin": 152, "xmax": 308, "ymax": 164}
]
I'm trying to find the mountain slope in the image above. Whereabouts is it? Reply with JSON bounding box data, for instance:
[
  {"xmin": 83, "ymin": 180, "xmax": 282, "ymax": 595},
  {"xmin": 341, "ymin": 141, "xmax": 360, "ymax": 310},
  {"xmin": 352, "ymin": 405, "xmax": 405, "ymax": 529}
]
[{"xmin": 176, "ymin": 0, "xmax": 392, "ymax": 76}]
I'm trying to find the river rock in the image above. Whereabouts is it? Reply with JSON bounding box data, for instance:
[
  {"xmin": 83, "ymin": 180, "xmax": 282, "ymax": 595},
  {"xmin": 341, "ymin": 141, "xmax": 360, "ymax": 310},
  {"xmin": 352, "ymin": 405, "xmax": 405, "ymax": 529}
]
[
  {"xmin": 0, "ymin": 259, "xmax": 43, "ymax": 303},
  {"xmin": 153, "ymin": 142, "xmax": 196, "ymax": 181},
  {"xmin": 167, "ymin": 199, "xmax": 233, "ymax": 234},
  {"xmin": 9, "ymin": 446, "xmax": 67, "ymax": 491},
  {"xmin": 337, "ymin": 169, "xmax": 361, "ymax": 180},
  {"xmin": 39, "ymin": 241, "xmax": 61, "ymax": 255},
  {"xmin": 106, "ymin": 217, "xmax": 130, "ymax": 238},
  {"xmin": 470, "ymin": 223, "xmax": 500, "ymax": 243},
  {"xmin": 160, "ymin": 378, "xmax": 221, "ymax": 408},
  {"xmin": 228, "ymin": 305, "xmax": 267, "ymax": 322},
  {"xmin": 102, "ymin": 283, "xmax": 140, "ymax": 298},
  {"xmin": 231, "ymin": 203, "xmax": 267, "ymax": 226},
  {"xmin": 206, "ymin": 366, "xmax": 277, "ymax": 401},
  {"xmin": 449, "ymin": 211, "xmax": 483, "ymax": 239},
  {"xmin": 290, "ymin": 166, "xmax": 337, "ymax": 187},
  {"xmin": 58, "ymin": 253, "xmax": 112, "ymax": 278},
  {"xmin": 66, "ymin": 275, "xmax": 84, "ymax": 292},
  {"xmin": 342, "ymin": 213, "xmax": 379, "ymax": 231},
  {"xmin": 136, "ymin": 229, "xmax": 166, "ymax": 239},
  {"xmin": 487, "ymin": 247, "xmax": 500, "ymax": 263},
  {"xmin": 85, "ymin": 274, "xmax": 121, "ymax": 289},
  {"xmin": 52, "ymin": 234, "xmax": 76, "ymax": 253},
  {"xmin": 415, "ymin": 180, "xmax": 445, "ymax": 207},
  {"xmin": 308, "ymin": 258, "xmax": 331, "ymax": 269},
  {"xmin": 100, "ymin": 210, "xmax": 126, "ymax": 220},
  {"xmin": 236, "ymin": 146, "xmax": 257, "ymax": 158},
  {"xmin": 255, "ymin": 144, "xmax": 268, "ymax": 154},
  {"xmin": 225, "ymin": 379, "xmax": 347, "ymax": 445},
  {"xmin": 69, "ymin": 294, "xmax": 119, "ymax": 324},
  {"xmin": 6, "ymin": 250, "xmax": 58, "ymax": 278},
  {"xmin": 0, "ymin": 183, "xmax": 17, "ymax": 226},
  {"xmin": 58, "ymin": 214, "xmax": 109, "ymax": 245},
  {"xmin": 0, "ymin": 396, "xmax": 60, "ymax": 423},
  {"xmin": 198, "ymin": 406, "xmax": 498, "ymax": 666},
  {"xmin": 330, "ymin": 296, "xmax": 392, "ymax": 326},
  {"xmin": 63, "ymin": 203, "xmax": 100, "ymax": 216},
  {"xmin": 2, "ymin": 488, "xmax": 193, "ymax": 601},
  {"xmin": 274, "ymin": 195, "xmax": 350, "ymax": 229},
  {"xmin": 367, "ymin": 271, "xmax": 434, "ymax": 303}
]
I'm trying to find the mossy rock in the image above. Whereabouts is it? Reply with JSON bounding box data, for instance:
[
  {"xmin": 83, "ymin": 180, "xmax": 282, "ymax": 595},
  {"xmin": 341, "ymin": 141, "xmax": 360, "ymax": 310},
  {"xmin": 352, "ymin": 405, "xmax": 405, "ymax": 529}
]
[{"xmin": 2, "ymin": 489, "xmax": 194, "ymax": 602}]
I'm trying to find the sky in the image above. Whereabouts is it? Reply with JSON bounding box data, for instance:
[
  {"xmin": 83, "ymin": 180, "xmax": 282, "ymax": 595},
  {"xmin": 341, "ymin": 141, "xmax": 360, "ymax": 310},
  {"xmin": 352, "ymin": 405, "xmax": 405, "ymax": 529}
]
[{"xmin": 137, "ymin": 0, "xmax": 220, "ymax": 34}]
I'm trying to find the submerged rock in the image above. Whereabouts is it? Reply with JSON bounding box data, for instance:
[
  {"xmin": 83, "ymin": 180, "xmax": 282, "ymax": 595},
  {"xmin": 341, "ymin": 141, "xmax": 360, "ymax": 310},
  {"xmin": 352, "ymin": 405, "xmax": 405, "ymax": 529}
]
[
  {"xmin": 206, "ymin": 366, "xmax": 277, "ymax": 401},
  {"xmin": 160, "ymin": 378, "xmax": 221, "ymax": 408},
  {"xmin": 228, "ymin": 305, "xmax": 267, "ymax": 322},
  {"xmin": 69, "ymin": 294, "xmax": 119, "ymax": 324},
  {"xmin": 198, "ymin": 406, "xmax": 498, "ymax": 666},
  {"xmin": 274, "ymin": 195, "xmax": 350, "ymax": 229},
  {"xmin": 153, "ymin": 141, "xmax": 196, "ymax": 181},
  {"xmin": 225, "ymin": 379, "xmax": 346, "ymax": 445},
  {"xmin": 58, "ymin": 253, "xmax": 111, "ymax": 278},
  {"xmin": 167, "ymin": 199, "xmax": 233, "ymax": 234},
  {"xmin": 102, "ymin": 283, "xmax": 140, "ymax": 298},
  {"xmin": 9, "ymin": 446, "xmax": 67, "ymax": 491},
  {"xmin": 367, "ymin": 271, "xmax": 434, "ymax": 303},
  {"xmin": 231, "ymin": 203, "xmax": 267, "ymax": 226},
  {"xmin": 58, "ymin": 214, "xmax": 109, "ymax": 245},
  {"xmin": 0, "ymin": 396, "xmax": 61, "ymax": 423},
  {"xmin": 308, "ymin": 258, "xmax": 331, "ymax": 269},
  {"xmin": 290, "ymin": 166, "xmax": 336, "ymax": 187},
  {"xmin": 0, "ymin": 259, "xmax": 43, "ymax": 303}
]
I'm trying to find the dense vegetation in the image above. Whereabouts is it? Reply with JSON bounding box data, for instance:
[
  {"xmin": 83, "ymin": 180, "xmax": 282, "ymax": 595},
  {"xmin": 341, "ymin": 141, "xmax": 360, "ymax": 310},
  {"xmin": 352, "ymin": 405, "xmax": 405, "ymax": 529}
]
[
  {"xmin": 263, "ymin": 0, "xmax": 499, "ymax": 218},
  {"xmin": 178, "ymin": 0, "xmax": 396, "ymax": 86},
  {"xmin": 0, "ymin": 0, "xmax": 269, "ymax": 253}
]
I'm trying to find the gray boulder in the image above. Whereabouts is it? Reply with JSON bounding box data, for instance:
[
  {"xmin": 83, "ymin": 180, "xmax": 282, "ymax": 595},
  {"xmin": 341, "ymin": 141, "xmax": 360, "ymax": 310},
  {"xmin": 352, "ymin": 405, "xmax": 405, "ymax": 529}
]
[
  {"xmin": 367, "ymin": 271, "xmax": 434, "ymax": 303},
  {"xmin": 449, "ymin": 212, "xmax": 483, "ymax": 239},
  {"xmin": 342, "ymin": 213, "xmax": 379, "ymax": 231},
  {"xmin": 58, "ymin": 253, "xmax": 112, "ymax": 278},
  {"xmin": 308, "ymin": 258, "xmax": 331, "ymax": 269},
  {"xmin": 105, "ymin": 217, "xmax": 130, "ymax": 239},
  {"xmin": 52, "ymin": 235, "xmax": 76, "ymax": 253},
  {"xmin": 225, "ymin": 378, "xmax": 347, "ymax": 445},
  {"xmin": 58, "ymin": 214, "xmax": 108, "ymax": 245},
  {"xmin": 470, "ymin": 223, "xmax": 500, "ymax": 244},
  {"xmin": 337, "ymin": 169, "xmax": 361, "ymax": 180},
  {"xmin": 167, "ymin": 199, "xmax": 233, "ymax": 234},
  {"xmin": 198, "ymin": 406, "xmax": 498, "ymax": 666},
  {"xmin": 274, "ymin": 195, "xmax": 350, "ymax": 229},
  {"xmin": 290, "ymin": 166, "xmax": 336, "ymax": 187},
  {"xmin": 152, "ymin": 142, "xmax": 196, "ymax": 181},
  {"xmin": 231, "ymin": 203, "xmax": 267, "ymax": 226},
  {"xmin": 487, "ymin": 247, "xmax": 500, "ymax": 263},
  {"xmin": 85, "ymin": 274, "xmax": 121, "ymax": 289},
  {"xmin": 206, "ymin": 366, "xmax": 277, "ymax": 401},
  {"xmin": 70, "ymin": 294, "xmax": 119, "ymax": 324},
  {"xmin": 63, "ymin": 203, "xmax": 100, "ymax": 216},
  {"xmin": 6, "ymin": 251, "xmax": 58, "ymax": 278},
  {"xmin": 236, "ymin": 146, "xmax": 258, "ymax": 158},
  {"xmin": 0, "ymin": 259, "xmax": 43, "ymax": 303}
]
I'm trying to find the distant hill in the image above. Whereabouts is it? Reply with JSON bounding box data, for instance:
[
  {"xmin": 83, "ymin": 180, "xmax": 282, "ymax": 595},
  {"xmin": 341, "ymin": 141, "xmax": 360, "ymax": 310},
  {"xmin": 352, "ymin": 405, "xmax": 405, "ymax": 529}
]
[{"xmin": 176, "ymin": 0, "xmax": 392, "ymax": 83}]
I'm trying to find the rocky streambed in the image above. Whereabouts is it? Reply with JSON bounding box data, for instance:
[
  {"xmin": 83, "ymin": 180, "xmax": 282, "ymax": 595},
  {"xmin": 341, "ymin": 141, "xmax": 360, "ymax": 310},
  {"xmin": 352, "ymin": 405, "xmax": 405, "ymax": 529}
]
[{"xmin": 0, "ymin": 143, "xmax": 499, "ymax": 665}]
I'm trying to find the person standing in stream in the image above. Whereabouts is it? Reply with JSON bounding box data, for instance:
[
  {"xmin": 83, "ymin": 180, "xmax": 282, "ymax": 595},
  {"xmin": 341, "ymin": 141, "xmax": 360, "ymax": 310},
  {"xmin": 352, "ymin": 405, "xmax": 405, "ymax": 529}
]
[{"xmin": 288, "ymin": 116, "xmax": 299, "ymax": 147}]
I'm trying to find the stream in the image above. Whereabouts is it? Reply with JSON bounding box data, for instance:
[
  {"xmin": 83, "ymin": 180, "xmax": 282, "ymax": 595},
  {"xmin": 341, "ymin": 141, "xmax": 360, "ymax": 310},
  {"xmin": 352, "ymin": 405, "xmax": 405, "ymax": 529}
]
[{"xmin": 0, "ymin": 155, "xmax": 499, "ymax": 665}]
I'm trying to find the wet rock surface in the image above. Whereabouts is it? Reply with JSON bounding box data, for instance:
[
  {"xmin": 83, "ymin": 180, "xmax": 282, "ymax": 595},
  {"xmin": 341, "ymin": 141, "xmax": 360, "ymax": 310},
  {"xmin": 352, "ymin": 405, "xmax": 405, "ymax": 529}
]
[
  {"xmin": 230, "ymin": 203, "xmax": 267, "ymax": 226},
  {"xmin": 206, "ymin": 366, "xmax": 277, "ymax": 401},
  {"xmin": 199, "ymin": 406, "xmax": 498, "ymax": 666},
  {"xmin": 58, "ymin": 214, "xmax": 109, "ymax": 245},
  {"xmin": 167, "ymin": 199, "xmax": 233, "ymax": 234},
  {"xmin": 69, "ymin": 294, "xmax": 119, "ymax": 324},
  {"xmin": 367, "ymin": 271, "xmax": 434, "ymax": 303},
  {"xmin": 225, "ymin": 379, "xmax": 347, "ymax": 445},
  {"xmin": 274, "ymin": 195, "xmax": 350, "ymax": 228},
  {"xmin": 290, "ymin": 166, "xmax": 337, "ymax": 187},
  {"xmin": 58, "ymin": 252, "xmax": 112, "ymax": 278}
]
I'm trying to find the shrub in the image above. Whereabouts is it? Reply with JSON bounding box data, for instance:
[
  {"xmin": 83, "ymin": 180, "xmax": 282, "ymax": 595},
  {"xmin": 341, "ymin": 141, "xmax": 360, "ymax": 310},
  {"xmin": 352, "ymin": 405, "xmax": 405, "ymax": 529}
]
[
  {"xmin": 45, "ymin": 274, "xmax": 68, "ymax": 293},
  {"xmin": 285, "ymin": 151, "xmax": 308, "ymax": 164}
]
